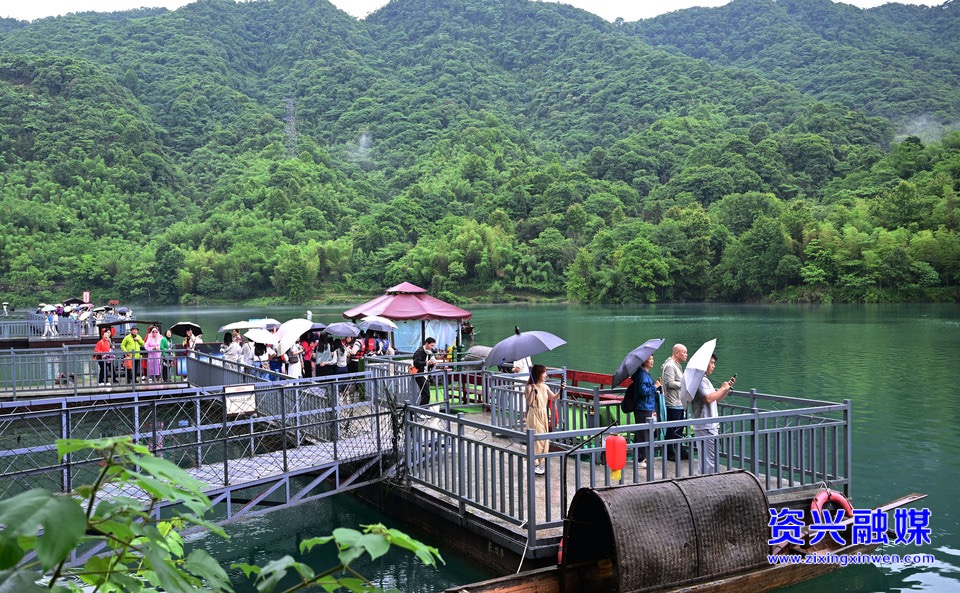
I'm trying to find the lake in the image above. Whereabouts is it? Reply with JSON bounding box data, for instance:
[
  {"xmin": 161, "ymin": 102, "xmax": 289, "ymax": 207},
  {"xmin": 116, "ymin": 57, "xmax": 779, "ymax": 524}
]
[{"xmin": 140, "ymin": 302, "xmax": 959, "ymax": 593}]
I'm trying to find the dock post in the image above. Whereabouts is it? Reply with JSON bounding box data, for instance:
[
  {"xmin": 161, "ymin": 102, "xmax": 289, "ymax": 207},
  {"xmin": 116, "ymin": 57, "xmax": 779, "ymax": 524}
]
[
  {"xmin": 62, "ymin": 404, "xmax": 70, "ymax": 493},
  {"xmin": 751, "ymin": 406, "xmax": 760, "ymax": 479},
  {"xmin": 222, "ymin": 390, "xmax": 229, "ymax": 488},
  {"xmin": 458, "ymin": 413, "xmax": 466, "ymax": 520},
  {"xmin": 281, "ymin": 385, "xmax": 288, "ymax": 474},
  {"xmin": 526, "ymin": 428, "xmax": 537, "ymax": 548},
  {"xmin": 646, "ymin": 417, "xmax": 655, "ymax": 481},
  {"xmin": 843, "ymin": 399, "xmax": 852, "ymax": 499}
]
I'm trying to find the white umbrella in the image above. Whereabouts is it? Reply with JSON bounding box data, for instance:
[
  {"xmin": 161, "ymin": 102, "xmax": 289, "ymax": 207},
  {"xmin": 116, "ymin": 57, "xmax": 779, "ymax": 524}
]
[
  {"xmin": 276, "ymin": 318, "xmax": 314, "ymax": 353},
  {"xmin": 218, "ymin": 319, "xmax": 272, "ymax": 333},
  {"xmin": 358, "ymin": 315, "xmax": 397, "ymax": 333},
  {"xmin": 41, "ymin": 304, "xmax": 57, "ymax": 312},
  {"xmin": 682, "ymin": 339, "xmax": 717, "ymax": 405},
  {"xmin": 244, "ymin": 328, "xmax": 279, "ymax": 346}
]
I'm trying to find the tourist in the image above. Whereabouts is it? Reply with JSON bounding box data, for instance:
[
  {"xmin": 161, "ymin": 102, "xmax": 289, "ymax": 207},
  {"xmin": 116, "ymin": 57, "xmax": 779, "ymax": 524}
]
[
  {"xmin": 161, "ymin": 329, "xmax": 174, "ymax": 381},
  {"xmin": 43, "ymin": 310, "xmax": 58, "ymax": 337},
  {"xmin": 524, "ymin": 364, "xmax": 563, "ymax": 476},
  {"xmin": 144, "ymin": 326, "xmax": 163, "ymax": 382},
  {"xmin": 268, "ymin": 342, "xmax": 282, "ymax": 375},
  {"xmin": 285, "ymin": 342, "xmax": 304, "ymax": 379},
  {"xmin": 94, "ymin": 330, "xmax": 115, "ymax": 385},
  {"xmin": 690, "ymin": 354, "xmax": 736, "ymax": 474},
  {"xmin": 300, "ymin": 333, "xmax": 315, "ymax": 378},
  {"xmin": 315, "ymin": 337, "xmax": 335, "ymax": 376},
  {"xmin": 240, "ymin": 338, "xmax": 255, "ymax": 368},
  {"xmin": 120, "ymin": 326, "xmax": 145, "ymax": 384},
  {"xmin": 331, "ymin": 338, "xmax": 349, "ymax": 375},
  {"xmin": 345, "ymin": 337, "xmax": 362, "ymax": 374},
  {"xmin": 661, "ymin": 343, "xmax": 689, "ymax": 460},
  {"xmin": 220, "ymin": 332, "xmax": 242, "ymax": 366},
  {"xmin": 630, "ymin": 355, "xmax": 661, "ymax": 469},
  {"xmin": 412, "ymin": 337, "xmax": 437, "ymax": 407},
  {"xmin": 183, "ymin": 328, "xmax": 197, "ymax": 350}
]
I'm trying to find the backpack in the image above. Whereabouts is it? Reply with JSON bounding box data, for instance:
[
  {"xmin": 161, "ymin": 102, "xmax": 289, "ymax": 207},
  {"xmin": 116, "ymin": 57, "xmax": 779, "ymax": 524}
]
[{"xmin": 620, "ymin": 380, "xmax": 638, "ymax": 413}]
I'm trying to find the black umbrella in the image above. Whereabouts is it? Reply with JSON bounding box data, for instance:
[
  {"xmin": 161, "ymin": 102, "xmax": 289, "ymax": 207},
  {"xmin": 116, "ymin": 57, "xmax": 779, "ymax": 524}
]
[
  {"xmin": 484, "ymin": 328, "xmax": 566, "ymax": 368},
  {"xmin": 169, "ymin": 321, "xmax": 202, "ymax": 337},
  {"xmin": 611, "ymin": 338, "xmax": 666, "ymax": 386}
]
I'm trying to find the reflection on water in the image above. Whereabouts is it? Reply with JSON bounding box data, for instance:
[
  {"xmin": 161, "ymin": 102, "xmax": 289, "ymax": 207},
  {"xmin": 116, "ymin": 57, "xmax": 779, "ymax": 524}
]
[
  {"xmin": 187, "ymin": 488, "xmax": 487, "ymax": 592},
  {"xmin": 145, "ymin": 303, "xmax": 959, "ymax": 592}
]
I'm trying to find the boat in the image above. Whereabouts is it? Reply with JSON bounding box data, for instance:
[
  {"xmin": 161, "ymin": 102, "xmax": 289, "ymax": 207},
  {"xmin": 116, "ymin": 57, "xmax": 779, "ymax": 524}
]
[{"xmin": 445, "ymin": 471, "xmax": 925, "ymax": 593}]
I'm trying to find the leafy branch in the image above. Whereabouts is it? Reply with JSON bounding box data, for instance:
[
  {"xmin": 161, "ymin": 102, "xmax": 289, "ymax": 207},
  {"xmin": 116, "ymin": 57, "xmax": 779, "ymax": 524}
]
[{"xmin": 0, "ymin": 437, "xmax": 442, "ymax": 593}]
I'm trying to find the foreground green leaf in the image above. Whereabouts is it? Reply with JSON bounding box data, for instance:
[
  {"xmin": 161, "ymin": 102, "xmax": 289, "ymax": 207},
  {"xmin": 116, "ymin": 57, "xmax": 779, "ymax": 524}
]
[{"xmin": 0, "ymin": 490, "xmax": 86, "ymax": 569}]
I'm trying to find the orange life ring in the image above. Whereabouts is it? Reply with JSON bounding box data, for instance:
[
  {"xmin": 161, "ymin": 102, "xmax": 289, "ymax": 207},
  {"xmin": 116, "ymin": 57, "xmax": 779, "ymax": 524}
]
[{"xmin": 810, "ymin": 489, "xmax": 853, "ymax": 518}]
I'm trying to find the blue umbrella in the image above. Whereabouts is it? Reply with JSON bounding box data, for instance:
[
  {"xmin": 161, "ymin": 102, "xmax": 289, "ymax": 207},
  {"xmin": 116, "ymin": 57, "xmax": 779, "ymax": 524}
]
[{"xmin": 611, "ymin": 338, "xmax": 665, "ymax": 386}]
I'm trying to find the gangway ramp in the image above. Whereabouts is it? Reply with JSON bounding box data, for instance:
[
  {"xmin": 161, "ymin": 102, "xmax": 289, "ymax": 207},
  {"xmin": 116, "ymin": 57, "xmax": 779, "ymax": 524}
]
[{"xmin": 0, "ymin": 378, "xmax": 397, "ymax": 524}]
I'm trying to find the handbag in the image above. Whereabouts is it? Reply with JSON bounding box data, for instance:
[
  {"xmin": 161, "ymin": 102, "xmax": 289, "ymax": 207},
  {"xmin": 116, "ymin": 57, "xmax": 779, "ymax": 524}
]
[{"xmin": 620, "ymin": 381, "xmax": 637, "ymax": 413}]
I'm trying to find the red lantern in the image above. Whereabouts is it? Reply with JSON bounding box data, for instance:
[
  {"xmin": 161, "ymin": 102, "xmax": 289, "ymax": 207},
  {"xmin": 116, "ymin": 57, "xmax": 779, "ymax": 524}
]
[{"xmin": 606, "ymin": 434, "xmax": 627, "ymax": 481}]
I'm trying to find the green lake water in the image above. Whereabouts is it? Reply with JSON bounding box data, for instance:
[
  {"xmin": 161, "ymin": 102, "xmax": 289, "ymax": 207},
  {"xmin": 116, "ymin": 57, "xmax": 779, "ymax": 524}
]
[{"xmin": 139, "ymin": 303, "xmax": 960, "ymax": 593}]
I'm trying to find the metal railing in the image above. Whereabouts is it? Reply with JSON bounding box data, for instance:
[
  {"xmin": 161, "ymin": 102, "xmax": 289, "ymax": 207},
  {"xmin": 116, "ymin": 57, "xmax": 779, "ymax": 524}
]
[
  {"xmin": 0, "ymin": 313, "xmax": 131, "ymax": 341},
  {"xmin": 0, "ymin": 345, "xmax": 191, "ymax": 397},
  {"xmin": 0, "ymin": 354, "xmax": 852, "ymax": 559},
  {"xmin": 0, "ymin": 379, "xmax": 393, "ymax": 512},
  {"xmin": 400, "ymin": 381, "xmax": 851, "ymax": 553}
]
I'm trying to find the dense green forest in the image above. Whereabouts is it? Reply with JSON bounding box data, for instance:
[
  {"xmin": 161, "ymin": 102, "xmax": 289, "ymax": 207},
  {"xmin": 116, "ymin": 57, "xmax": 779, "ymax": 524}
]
[{"xmin": 0, "ymin": 0, "xmax": 958, "ymax": 307}]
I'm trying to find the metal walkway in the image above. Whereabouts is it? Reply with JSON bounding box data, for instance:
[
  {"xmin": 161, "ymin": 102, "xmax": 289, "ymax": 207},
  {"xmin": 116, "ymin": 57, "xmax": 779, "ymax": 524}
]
[
  {"xmin": 0, "ymin": 352, "xmax": 852, "ymax": 565},
  {"xmin": 0, "ymin": 374, "xmax": 396, "ymax": 524}
]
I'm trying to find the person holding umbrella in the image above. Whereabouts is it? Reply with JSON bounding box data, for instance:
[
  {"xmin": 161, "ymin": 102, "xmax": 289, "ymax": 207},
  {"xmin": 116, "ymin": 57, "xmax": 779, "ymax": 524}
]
[
  {"xmin": 629, "ymin": 356, "xmax": 661, "ymax": 469},
  {"xmin": 690, "ymin": 352, "xmax": 736, "ymax": 474},
  {"xmin": 412, "ymin": 337, "xmax": 438, "ymax": 407},
  {"xmin": 525, "ymin": 364, "xmax": 563, "ymax": 476}
]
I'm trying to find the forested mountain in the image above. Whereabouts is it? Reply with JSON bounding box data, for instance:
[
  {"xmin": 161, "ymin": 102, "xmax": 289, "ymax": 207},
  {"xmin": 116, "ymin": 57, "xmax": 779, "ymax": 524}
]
[
  {"xmin": 628, "ymin": 0, "xmax": 960, "ymax": 132},
  {"xmin": 1, "ymin": 0, "xmax": 958, "ymax": 307}
]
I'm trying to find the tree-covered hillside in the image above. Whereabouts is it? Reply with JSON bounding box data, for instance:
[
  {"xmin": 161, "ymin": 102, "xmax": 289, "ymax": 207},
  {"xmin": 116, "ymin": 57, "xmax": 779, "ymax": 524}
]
[
  {"xmin": 627, "ymin": 0, "xmax": 960, "ymax": 133},
  {"xmin": 0, "ymin": 0, "xmax": 958, "ymax": 307}
]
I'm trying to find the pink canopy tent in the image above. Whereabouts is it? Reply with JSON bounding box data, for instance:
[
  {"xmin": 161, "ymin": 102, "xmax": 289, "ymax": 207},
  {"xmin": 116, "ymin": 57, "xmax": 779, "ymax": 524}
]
[
  {"xmin": 343, "ymin": 283, "xmax": 471, "ymax": 352},
  {"xmin": 343, "ymin": 282, "xmax": 472, "ymax": 321}
]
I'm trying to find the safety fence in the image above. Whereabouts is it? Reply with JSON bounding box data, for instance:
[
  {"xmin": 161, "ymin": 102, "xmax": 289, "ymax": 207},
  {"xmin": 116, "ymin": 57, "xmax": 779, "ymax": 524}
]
[
  {"xmin": 0, "ymin": 378, "xmax": 394, "ymax": 514},
  {"xmin": 0, "ymin": 313, "xmax": 132, "ymax": 341},
  {"xmin": 401, "ymin": 385, "xmax": 851, "ymax": 553},
  {"xmin": 0, "ymin": 353, "xmax": 851, "ymax": 559},
  {"xmin": 0, "ymin": 345, "xmax": 198, "ymax": 397}
]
